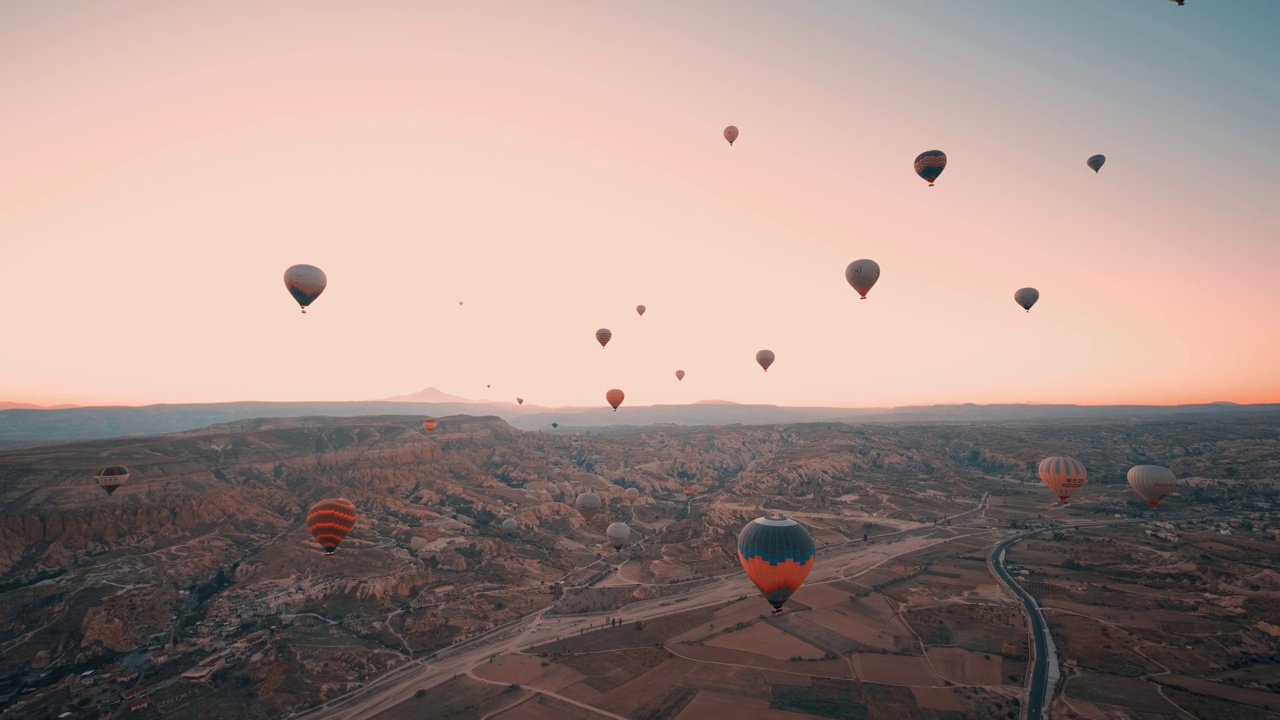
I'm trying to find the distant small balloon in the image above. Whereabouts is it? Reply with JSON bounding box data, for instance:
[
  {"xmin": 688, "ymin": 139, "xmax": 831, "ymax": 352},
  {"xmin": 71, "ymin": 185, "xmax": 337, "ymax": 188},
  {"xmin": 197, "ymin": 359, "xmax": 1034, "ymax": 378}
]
[
  {"xmin": 724, "ymin": 126, "xmax": 739, "ymax": 146},
  {"xmin": 516, "ymin": 397, "xmax": 524, "ymax": 405},
  {"xmin": 502, "ymin": 518, "xmax": 519, "ymax": 536},
  {"xmin": 606, "ymin": 388, "xmax": 625, "ymax": 411},
  {"xmin": 1014, "ymin": 287, "xmax": 1039, "ymax": 313},
  {"xmin": 756, "ymin": 350, "xmax": 775, "ymax": 372},
  {"xmin": 845, "ymin": 259, "xmax": 880, "ymax": 300},
  {"xmin": 636, "ymin": 305, "xmax": 646, "ymax": 317},
  {"xmin": 422, "ymin": 418, "xmax": 437, "ymax": 434},
  {"xmin": 624, "ymin": 487, "xmax": 640, "ymax": 502},
  {"xmin": 1038, "ymin": 457, "xmax": 1087, "ymax": 504},
  {"xmin": 596, "ymin": 328, "xmax": 612, "ymax": 349},
  {"xmin": 675, "ymin": 369, "xmax": 685, "ymax": 381},
  {"xmin": 1087, "ymin": 154, "xmax": 1106, "ymax": 173},
  {"xmin": 284, "ymin": 264, "xmax": 327, "ymax": 313},
  {"xmin": 552, "ymin": 422, "xmax": 559, "ymax": 430},
  {"xmin": 914, "ymin": 150, "xmax": 947, "ymax": 186}
]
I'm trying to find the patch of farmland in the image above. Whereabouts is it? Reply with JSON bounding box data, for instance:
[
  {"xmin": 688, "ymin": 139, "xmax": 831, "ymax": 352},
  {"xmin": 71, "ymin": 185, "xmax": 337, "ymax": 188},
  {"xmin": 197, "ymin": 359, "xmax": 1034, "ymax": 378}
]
[
  {"xmin": 925, "ymin": 647, "xmax": 1003, "ymax": 685},
  {"xmin": 675, "ymin": 690, "xmax": 828, "ymax": 720},
  {"xmin": 1064, "ymin": 670, "xmax": 1174, "ymax": 714},
  {"xmin": 704, "ymin": 621, "xmax": 828, "ymax": 661},
  {"xmin": 851, "ymin": 654, "xmax": 939, "ymax": 685}
]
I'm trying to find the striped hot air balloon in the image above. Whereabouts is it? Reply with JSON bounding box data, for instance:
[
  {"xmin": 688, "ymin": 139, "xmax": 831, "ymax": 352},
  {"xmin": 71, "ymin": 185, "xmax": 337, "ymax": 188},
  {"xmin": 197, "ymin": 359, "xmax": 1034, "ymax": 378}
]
[
  {"xmin": 596, "ymin": 328, "xmax": 612, "ymax": 348},
  {"xmin": 422, "ymin": 418, "xmax": 437, "ymax": 434},
  {"xmin": 914, "ymin": 150, "xmax": 947, "ymax": 186},
  {"xmin": 94, "ymin": 466, "xmax": 130, "ymax": 496},
  {"xmin": 307, "ymin": 498, "xmax": 357, "ymax": 555},
  {"xmin": 738, "ymin": 515, "xmax": 815, "ymax": 613},
  {"xmin": 624, "ymin": 487, "xmax": 640, "ymax": 503},
  {"xmin": 1127, "ymin": 465, "xmax": 1177, "ymax": 508},
  {"xmin": 1038, "ymin": 457, "xmax": 1087, "ymax": 504},
  {"xmin": 283, "ymin": 264, "xmax": 327, "ymax": 313}
]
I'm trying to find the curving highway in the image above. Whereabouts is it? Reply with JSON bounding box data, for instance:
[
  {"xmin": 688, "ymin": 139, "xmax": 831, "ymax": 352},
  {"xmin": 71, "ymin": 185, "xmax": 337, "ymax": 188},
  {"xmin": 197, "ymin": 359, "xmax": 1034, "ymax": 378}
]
[{"xmin": 990, "ymin": 533, "xmax": 1055, "ymax": 720}]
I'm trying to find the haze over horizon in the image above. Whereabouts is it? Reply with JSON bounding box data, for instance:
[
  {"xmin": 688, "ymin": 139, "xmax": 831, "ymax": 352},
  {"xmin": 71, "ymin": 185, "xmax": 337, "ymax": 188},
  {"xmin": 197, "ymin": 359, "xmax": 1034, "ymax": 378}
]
[{"xmin": 3, "ymin": 1, "xmax": 1278, "ymax": 410}]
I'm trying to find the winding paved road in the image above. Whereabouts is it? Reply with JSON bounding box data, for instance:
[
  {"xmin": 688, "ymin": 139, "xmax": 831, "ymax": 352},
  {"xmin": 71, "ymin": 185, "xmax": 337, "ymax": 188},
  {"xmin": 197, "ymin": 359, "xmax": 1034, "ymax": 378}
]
[{"xmin": 990, "ymin": 532, "xmax": 1053, "ymax": 720}]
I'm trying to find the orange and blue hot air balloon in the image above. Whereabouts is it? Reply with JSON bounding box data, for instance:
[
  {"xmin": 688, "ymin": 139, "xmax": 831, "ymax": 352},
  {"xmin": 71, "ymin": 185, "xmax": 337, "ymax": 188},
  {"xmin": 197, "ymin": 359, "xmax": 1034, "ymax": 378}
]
[
  {"xmin": 913, "ymin": 150, "xmax": 947, "ymax": 186},
  {"xmin": 737, "ymin": 514, "xmax": 815, "ymax": 613}
]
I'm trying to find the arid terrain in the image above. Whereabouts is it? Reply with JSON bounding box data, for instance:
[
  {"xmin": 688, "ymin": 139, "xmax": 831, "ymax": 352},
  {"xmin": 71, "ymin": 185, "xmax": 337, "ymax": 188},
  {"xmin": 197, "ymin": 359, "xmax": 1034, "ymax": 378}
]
[{"xmin": 2, "ymin": 414, "xmax": 1278, "ymax": 719}]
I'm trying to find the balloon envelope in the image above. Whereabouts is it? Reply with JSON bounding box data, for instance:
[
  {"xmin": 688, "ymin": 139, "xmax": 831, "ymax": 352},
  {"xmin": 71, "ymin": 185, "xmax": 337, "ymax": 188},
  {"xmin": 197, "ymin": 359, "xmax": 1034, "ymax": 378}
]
[
  {"xmin": 636, "ymin": 305, "xmax": 646, "ymax": 317},
  {"xmin": 624, "ymin": 487, "xmax": 640, "ymax": 502},
  {"xmin": 724, "ymin": 125, "xmax": 739, "ymax": 145},
  {"xmin": 307, "ymin": 498, "xmax": 357, "ymax": 554},
  {"xmin": 1128, "ymin": 465, "xmax": 1177, "ymax": 508},
  {"xmin": 596, "ymin": 328, "xmax": 612, "ymax": 348},
  {"xmin": 1038, "ymin": 457, "xmax": 1087, "ymax": 503},
  {"xmin": 675, "ymin": 369, "xmax": 685, "ymax": 381},
  {"xmin": 606, "ymin": 522, "xmax": 631, "ymax": 551},
  {"xmin": 502, "ymin": 518, "xmax": 519, "ymax": 535},
  {"xmin": 606, "ymin": 388, "xmax": 625, "ymax": 411},
  {"xmin": 913, "ymin": 150, "xmax": 947, "ymax": 186},
  {"xmin": 575, "ymin": 492, "xmax": 602, "ymax": 521},
  {"xmin": 423, "ymin": 418, "xmax": 437, "ymax": 434},
  {"xmin": 94, "ymin": 466, "xmax": 130, "ymax": 496},
  {"xmin": 284, "ymin": 264, "xmax": 327, "ymax": 313},
  {"xmin": 516, "ymin": 397, "xmax": 524, "ymax": 405},
  {"xmin": 1087, "ymin": 154, "xmax": 1106, "ymax": 173},
  {"xmin": 845, "ymin": 259, "xmax": 880, "ymax": 299},
  {"xmin": 1014, "ymin": 287, "xmax": 1040, "ymax": 312},
  {"xmin": 738, "ymin": 515, "xmax": 815, "ymax": 611},
  {"xmin": 756, "ymin": 350, "xmax": 775, "ymax": 372}
]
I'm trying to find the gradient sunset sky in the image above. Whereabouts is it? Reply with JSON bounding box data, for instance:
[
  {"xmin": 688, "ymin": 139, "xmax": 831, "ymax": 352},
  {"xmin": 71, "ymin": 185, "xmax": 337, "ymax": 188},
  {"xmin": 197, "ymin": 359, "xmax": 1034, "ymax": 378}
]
[{"xmin": 3, "ymin": 1, "xmax": 1278, "ymax": 409}]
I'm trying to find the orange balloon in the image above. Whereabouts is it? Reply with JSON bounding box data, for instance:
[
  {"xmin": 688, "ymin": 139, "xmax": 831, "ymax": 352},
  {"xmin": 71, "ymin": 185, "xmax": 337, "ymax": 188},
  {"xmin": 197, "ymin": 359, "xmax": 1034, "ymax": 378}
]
[
  {"xmin": 1038, "ymin": 457, "xmax": 1087, "ymax": 503},
  {"xmin": 606, "ymin": 388, "xmax": 625, "ymax": 412},
  {"xmin": 422, "ymin": 418, "xmax": 437, "ymax": 434}
]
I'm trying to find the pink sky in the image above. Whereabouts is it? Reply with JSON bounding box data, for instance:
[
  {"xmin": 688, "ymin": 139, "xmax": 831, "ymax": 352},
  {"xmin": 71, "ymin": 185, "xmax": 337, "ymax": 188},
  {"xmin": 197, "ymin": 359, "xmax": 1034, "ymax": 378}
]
[{"xmin": 3, "ymin": 2, "xmax": 1278, "ymax": 409}]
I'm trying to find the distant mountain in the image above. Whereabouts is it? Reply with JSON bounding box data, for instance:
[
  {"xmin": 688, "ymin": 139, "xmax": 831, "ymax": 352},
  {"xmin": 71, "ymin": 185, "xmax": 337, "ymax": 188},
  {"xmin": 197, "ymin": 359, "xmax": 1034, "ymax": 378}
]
[
  {"xmin": 382, "ymin": 387, "xmax": 478, "ymax": 403},
  {"xmin": 694, "ymin": 399, "xmax": 742, "ymax": 405},
  {"xmin": 0, "ymin": 401, "xmax": 77, "ymax": 410}
]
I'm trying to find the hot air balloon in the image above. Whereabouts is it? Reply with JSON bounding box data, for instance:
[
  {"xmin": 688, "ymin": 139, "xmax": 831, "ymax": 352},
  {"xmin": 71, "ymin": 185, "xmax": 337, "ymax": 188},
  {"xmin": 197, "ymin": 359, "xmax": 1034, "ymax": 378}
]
[
  {"xmin": 516, "ymin": 397, "xmax": 524, "ymax": 405},
  {"xmin": 756, "ymin": 350, "xmax": 775, "ymax": 372},
  {"xmin": 1087, "ymin": 154, "xmax": 1106, "ymax": 173},
  {"xmin": 737, "ymin": 514, "xmax": 815, "ymax": 613},
  {"xmin": 1014, "ymin": 287, "xmax": 1039, "ymax": 313},
  {"xmin": 914, "ymin": 150, "xmax": 947, "ymax": 186},
  {"xmin": 606, "ymin": 388, "xmax": 625, "ymax": 412},
  {"xmin": 487, "ymin": 384, "xmax": 491, "ymax": 388},
  {"xmin": 636, "ymin": 305, "xmax": 646, "ymax": 317},
  {"xmin": 1038, "ymin": 457, "xmax": 1087, "ymax": 504},
  {"xmin": 94, "ymin": 466, "xmax": 130, "ymax": 496},
  {"xmin": 624, "ymin": 487, "xmax": 640, "ymax": 503},
  {"xmin": 606, "ymin": 522, "xmax": 631, "ymax": 551},
  {"xmin": 724, "ymin": 126, "xmax": 739, "ymax": 146},
  {"xmin": 1127, "ymin": 465, "xmax": 1178, "ymax": 508},
  {"xmin": 844, "ymin": 260, "xmax": 880, "ymax": 300},
  {"xmin": 284, "ymin": 264, "xmax": 327, "ymax": 313},
  {"xmin": 683, "ymin": 485, "xmax": 696, "ymax": 495},
  {"xmin": 502, "ymin": 518, "xmax": 519, "ymax": 536},
  {"xmin": 422, "ymin": 418, "xmax": 437, "ymax": 434},
  {"xmin": 675, "ymin": 369, "xmax": 685, "ymax": 381},
  {"xmin": 551, "ymin": 422, "xmax": 559, "ymax": 430},
  {"xmin": 575, "ymin": 492, "xmax": 601, "ymax": 522},
  {"xmin": 596, "ymin": 328, "xmax": 612, "ymax": 348},
  {"xmin": 702, "ymin": 477, "xmax": 713, "ymax": 486},
  {"xmin": 307, "ymin": 498, "xmax": 357, "ymax": 555}
]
